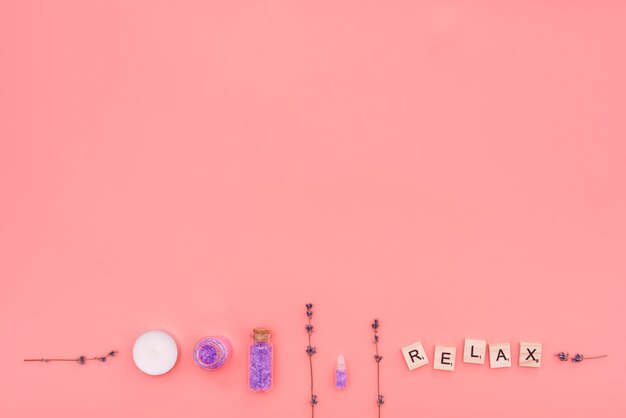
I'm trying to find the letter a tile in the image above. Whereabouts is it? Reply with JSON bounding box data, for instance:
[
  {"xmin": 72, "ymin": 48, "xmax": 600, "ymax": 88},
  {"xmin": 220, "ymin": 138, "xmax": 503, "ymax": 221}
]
[{"xmin": 489, "ymin": 343, "xmax": 511, "ymax": 368}]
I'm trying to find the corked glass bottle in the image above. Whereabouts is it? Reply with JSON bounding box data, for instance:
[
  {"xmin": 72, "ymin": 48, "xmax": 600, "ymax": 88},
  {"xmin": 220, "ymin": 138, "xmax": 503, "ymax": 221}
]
[
  {"xmin": 248, "ymin": 328, "xmax": 273, "ymax": 392},
  {"xmin": 335, "ymin": 354, "xmax": 347, "ymax": 389}
]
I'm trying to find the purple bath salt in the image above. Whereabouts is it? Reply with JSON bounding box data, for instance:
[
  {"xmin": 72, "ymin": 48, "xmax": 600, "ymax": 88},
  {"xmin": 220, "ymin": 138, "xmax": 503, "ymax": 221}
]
[
  {"xmin": 335, "ymin": 355, "xmax": 347, "ymax": 389},
  {"xmin": 193, "ymin": 336, "xmax": 232, "ymax": 370},
  {"xmin": 249, "ymin": 328, "xmax": 273, "ymax": 391},
  {"xmin": 199, "ymin": 345, "xmax": 218, "ymax": 364}
]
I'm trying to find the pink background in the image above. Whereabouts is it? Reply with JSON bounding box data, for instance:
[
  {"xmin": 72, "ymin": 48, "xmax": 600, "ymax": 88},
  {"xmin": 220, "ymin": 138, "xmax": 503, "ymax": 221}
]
[{"xmin": 1, "ymin": 1, "xmax": 625, "ymax": 417}]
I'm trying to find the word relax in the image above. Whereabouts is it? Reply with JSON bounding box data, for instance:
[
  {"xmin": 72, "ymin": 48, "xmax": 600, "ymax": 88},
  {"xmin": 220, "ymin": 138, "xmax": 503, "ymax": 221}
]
[{"xmin": 401, "ymin": 339, "xmax": 542, "ymax": 371}]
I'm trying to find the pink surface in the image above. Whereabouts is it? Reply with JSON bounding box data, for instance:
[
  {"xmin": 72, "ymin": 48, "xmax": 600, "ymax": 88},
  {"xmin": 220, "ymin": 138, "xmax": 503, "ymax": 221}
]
[{"xmin": 1, "ymin": 1, "xmax": 625, "ymax": 417}]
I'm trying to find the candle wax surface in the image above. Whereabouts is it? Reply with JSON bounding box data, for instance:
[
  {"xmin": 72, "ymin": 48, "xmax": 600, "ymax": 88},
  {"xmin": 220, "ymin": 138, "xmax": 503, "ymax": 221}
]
[{"xmin": 132, "ymin": 330, "xmax": 178, "ymax": 376}]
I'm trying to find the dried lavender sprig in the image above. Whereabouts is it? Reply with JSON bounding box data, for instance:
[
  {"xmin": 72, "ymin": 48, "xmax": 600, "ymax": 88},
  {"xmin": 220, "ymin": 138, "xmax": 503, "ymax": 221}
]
[
  {"xmin": 306, "ymin": 303, "xmax": 317, "ymax": 418},
  {"xmin": 24, "ymin": 350, "xmax": 118, "ymax": 364},
  {"xmin": 372, "ymin": 319, "xmax": 383, "ymax": 418}
]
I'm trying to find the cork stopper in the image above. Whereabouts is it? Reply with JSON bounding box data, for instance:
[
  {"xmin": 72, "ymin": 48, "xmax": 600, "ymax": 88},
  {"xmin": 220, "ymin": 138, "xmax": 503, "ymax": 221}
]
[{"xmin": 252, "ymin": 328, "xmax": 271, "ymax": 342}]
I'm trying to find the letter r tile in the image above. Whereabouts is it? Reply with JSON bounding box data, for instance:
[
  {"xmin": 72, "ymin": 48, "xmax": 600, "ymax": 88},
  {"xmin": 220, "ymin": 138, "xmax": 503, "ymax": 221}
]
[{"xmin": 401, "ymin": 341, "xmax": 429, "ymax": 371}]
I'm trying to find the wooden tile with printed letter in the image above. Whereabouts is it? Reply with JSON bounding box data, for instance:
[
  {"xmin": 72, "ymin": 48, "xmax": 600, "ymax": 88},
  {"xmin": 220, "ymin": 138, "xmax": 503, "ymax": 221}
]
[
  {"xmin": 519, "ymin": 342, "xmax": 542, "ymax": 368},
  {"xmin": 463, "ymin": 339, "xmax": 486, "ymax": 364},
  {"xmin": 401, "ymin": 341, "xmax": 429, "ymax": 371},
  {"xmin": 433, "ymin": 345, "xmax": 456, "ymax": 371},
  {"xmin": 489, "ymin": 343, "xmax": 511, "ymax": 368}
]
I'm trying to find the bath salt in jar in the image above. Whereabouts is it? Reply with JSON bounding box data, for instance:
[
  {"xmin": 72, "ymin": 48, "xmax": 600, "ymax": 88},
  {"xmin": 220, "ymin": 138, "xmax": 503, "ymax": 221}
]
[
  {"xmin": 193, "ymin": 336, "xmax": 232, "ymax": 370},
  {"xmin": 248, "ymin": 328, "xmax": 273, "ymax": 391}
]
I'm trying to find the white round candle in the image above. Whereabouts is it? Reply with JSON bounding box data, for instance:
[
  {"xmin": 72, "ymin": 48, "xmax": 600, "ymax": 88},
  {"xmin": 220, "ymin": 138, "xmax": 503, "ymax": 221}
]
[{"xmin": 133, "ymin": 330, "xmax": 178, "ymax": 376}]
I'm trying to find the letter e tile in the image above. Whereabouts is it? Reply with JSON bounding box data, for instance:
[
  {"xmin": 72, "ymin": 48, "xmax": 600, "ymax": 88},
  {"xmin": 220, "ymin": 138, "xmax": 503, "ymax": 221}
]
[{"xmin": 433, "ymin": 345, "xmax": 456, "ymax": 371}]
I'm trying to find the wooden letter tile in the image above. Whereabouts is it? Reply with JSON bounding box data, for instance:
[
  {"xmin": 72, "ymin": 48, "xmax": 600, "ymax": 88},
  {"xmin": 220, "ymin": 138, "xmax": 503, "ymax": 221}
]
[
  {"xmin": 463, "ymin": 339, "xmax": 486, "ymax": 364},
  {"xmin": 519, "ymin": 342, "xmax": 542, "ymax": 368},
  {"xmin": 401, "ymin": 341, "xmax": 429, "ymax": 371},
  {"xmin": 433, "ymin": 345, "xmax": 456, "ymax": 371},
  {"xmin": 489, "ymin": 343, "xmax": 511, "ymax": 368}
]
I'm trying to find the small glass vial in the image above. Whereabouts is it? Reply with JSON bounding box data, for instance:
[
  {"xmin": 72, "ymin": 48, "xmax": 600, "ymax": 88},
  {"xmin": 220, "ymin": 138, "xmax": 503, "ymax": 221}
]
[
  {"xmin": 248, "ymin": 328, "xmax": 273, "ymax": 392},
  {"xmin": 335, "ymin": 355, "xmax": 347, "ymax": 389},
  {"xmin": 193, "ymin": 336, "xmax": 232, "ymax": 370}
]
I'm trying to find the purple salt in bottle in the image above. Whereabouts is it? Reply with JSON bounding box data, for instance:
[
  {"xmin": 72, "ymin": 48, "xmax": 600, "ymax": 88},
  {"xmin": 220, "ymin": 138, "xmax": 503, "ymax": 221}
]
[
  {"xmin": 335, "ymin": 355, "xmax": 347, "ymax": 389},
  {"xmin": 248, "ymin": 328, "xmax": 273, "ymax": 392},
  {"xmin": 193, "ymin": 336, "xmax": 232, "ymax": 370}
]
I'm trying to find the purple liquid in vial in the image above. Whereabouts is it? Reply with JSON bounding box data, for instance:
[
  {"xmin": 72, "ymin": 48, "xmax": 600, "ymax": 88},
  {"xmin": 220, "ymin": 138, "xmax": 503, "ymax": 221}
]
[
  {"xmin": 335, "ymin": 355, "xmax": 347, "ymax": 389},
  {"xmin": 249, "ymin": 328, "xmax": 273, "ymax": 391}
]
